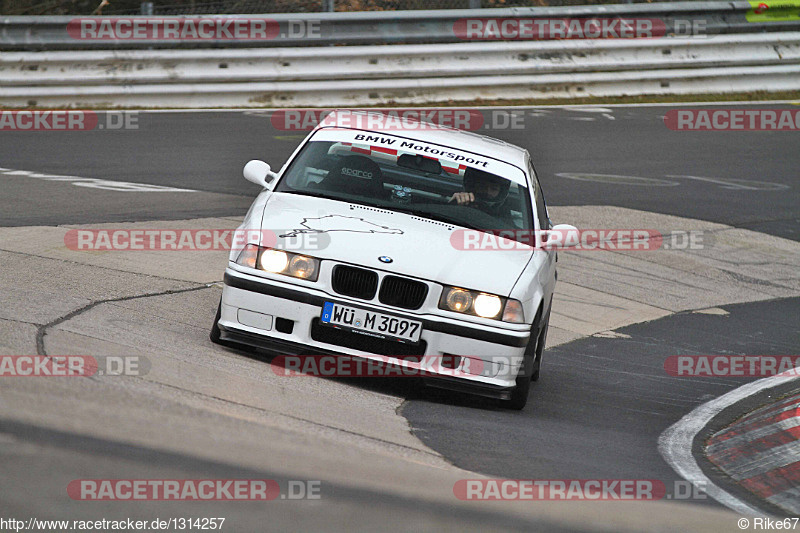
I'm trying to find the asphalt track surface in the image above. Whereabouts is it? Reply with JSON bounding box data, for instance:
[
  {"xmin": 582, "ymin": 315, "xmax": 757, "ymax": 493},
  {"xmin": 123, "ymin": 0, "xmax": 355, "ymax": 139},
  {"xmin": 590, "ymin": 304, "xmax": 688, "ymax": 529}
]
[
  {"xmin": 0, "ymin": 419, "xmax": 577, "ymax": 532},
  {"xmin": 1, "ymin": 104, "xmax": 799, "ymax": 528},
  {"xmin": 402, "ymin": 296, "xmax": 800, "ymax": 511},
  {"xmin": 0, "ymin": 105, "xmax": 798, "ymax": 241}
]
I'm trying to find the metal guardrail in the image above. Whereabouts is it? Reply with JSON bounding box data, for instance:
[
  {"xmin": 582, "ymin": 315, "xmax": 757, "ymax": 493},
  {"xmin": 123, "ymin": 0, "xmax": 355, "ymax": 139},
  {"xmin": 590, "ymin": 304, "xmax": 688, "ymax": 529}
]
[
  {"xmin": 1, "ymin": 1, "xmax": 800, "ymax": 50},
  {"xmin": 3, "ymin": 33, "xmax": 799, "ymax": 86},
  {"xmin": 1, "ymin": 2, "xmax": 799, "ymax": 107},
  {"xmin": 1, "ymin": 32, "xmax": 799, "ymax": 107}
]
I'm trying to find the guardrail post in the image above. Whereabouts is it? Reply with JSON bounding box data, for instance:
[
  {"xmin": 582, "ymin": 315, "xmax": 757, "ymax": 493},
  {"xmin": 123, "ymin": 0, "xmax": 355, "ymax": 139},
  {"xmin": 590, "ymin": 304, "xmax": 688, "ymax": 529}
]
[
  {"xmin": 140, "ymin": 1, "xmax": 154, "ymax": 15},
  {"xmin": 323, "ymin": 0, "xmax": 335, "ymax": 12},
  {"xmin": 468, "ymin": 0, "xmax": 481, "ymax": 7}
]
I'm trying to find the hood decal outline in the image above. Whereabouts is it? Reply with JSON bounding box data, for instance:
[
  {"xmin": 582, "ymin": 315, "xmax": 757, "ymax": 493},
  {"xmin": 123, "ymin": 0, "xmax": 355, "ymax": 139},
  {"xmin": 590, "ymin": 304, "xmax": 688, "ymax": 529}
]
[{"xmin": 279, "ymin": 214, "xmax": 404, "ymax": 238}]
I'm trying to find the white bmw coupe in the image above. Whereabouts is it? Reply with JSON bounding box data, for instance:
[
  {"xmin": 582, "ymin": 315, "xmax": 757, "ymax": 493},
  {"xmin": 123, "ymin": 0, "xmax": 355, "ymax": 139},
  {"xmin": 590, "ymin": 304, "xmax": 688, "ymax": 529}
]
[{"xmin": 211, "ymin": 110, "xmax": 576, "ymax": 409}]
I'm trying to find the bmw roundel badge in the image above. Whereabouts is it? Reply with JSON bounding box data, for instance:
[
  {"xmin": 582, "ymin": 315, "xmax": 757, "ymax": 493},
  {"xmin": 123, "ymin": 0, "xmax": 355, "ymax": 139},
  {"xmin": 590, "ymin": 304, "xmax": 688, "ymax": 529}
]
[{"xmin": 378, "ymin": 256, "xmax": 393, "ymax": 264}]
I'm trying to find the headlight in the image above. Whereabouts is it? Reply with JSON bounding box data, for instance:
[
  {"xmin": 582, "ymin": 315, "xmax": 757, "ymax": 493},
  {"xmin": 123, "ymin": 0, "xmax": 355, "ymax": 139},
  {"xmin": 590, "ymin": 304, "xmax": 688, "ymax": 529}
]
[
  {"xmin": 439, "ymin": 286, "xmax": 524, "ymax": 323},
  {"xmin": 288, "ymin": 254, "xmax": 317, "ymax": 279},
  {"xmin": 474, "ymin": 293, "xmax": 502, "ymax": 318},
  {"xmin": 445, "ymin": 288, "xmax": 473, "ymax": 313},
  {"xmin": 259, "ymin": 249, "xmax": 289, "ymax": 273},
  {"xmin": 235, "ymin": 245, "xmax": 320, "ymax": 282}
]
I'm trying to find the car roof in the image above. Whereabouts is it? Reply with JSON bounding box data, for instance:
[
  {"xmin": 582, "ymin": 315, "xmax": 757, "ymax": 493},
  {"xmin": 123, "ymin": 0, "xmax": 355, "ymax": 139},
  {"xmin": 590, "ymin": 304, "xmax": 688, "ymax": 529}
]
[{"xmin": 313, "ymin": 109, "xmax": 530, "ymax": 170}]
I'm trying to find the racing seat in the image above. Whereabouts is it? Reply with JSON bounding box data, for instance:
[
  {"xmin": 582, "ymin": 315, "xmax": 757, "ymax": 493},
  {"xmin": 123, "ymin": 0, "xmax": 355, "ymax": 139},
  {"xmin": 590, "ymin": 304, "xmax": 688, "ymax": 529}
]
[{"xmin": 316, "ymin": 155, "xmax": 386, "ymax": 199}]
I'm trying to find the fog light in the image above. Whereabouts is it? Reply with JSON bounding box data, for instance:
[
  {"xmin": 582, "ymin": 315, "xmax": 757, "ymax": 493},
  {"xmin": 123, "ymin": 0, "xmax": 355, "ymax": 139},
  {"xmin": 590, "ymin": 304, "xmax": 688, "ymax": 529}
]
[{"xmin": 441, "ymin": 354, "xmax": 462, "ymax": 370}]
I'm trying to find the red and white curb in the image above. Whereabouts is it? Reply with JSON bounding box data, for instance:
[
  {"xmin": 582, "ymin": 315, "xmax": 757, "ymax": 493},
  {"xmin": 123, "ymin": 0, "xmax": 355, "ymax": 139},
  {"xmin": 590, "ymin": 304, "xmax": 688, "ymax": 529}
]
[
  {"xmin": 706, "ymin": 392, "xmax": 800, "ymax": 514},
  {"xmin": 659, "ymin": 371, "xmax": 800, "ymax": 515}
]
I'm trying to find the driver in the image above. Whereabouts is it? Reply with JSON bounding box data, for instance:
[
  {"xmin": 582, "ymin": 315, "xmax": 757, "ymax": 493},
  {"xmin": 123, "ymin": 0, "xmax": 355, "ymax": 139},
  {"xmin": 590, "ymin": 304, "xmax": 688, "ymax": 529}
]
[{"xmin": 449, "ymin": 167, "xmax": 515, "ymax": 226}]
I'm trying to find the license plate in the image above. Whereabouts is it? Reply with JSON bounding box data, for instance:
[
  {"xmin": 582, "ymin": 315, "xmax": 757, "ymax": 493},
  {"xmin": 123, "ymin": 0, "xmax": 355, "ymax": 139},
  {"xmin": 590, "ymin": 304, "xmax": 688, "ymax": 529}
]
[{"xmin": 320, "ymin": 302, "xmax": 422, "ymax": 343}]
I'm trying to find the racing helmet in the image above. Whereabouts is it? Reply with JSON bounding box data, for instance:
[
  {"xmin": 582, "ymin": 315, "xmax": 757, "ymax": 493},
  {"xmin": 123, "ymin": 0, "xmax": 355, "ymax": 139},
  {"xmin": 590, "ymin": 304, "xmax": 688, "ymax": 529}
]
[{"xmin": 463, "ymin": 167, "xmax": 510, "ymax": 209}]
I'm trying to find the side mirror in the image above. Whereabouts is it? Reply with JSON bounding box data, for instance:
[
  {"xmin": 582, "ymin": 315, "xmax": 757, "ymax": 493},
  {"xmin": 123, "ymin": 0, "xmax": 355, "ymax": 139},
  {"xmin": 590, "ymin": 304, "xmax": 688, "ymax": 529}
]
[
  {"xmin": 243, "ymin": 160, "xmax": 278, "ymax": 189},
  {"xmin": 546, "ymin": 224, "xmax": 580, "ymax": 248}
]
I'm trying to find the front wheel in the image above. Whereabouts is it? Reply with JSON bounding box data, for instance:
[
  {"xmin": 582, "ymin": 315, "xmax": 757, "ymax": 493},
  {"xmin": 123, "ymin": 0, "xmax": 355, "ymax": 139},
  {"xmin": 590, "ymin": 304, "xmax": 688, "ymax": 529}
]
[
  {"xmin": 504, "ymin": 309, "xmax": 550, "ymax": 410},
  {"xmin": 532, "ymin": 311, "xmax": 549, "ymax": 382},
  {"xmin": 506, "ymin": 355, "xmax": 534, "ymax": 410}
]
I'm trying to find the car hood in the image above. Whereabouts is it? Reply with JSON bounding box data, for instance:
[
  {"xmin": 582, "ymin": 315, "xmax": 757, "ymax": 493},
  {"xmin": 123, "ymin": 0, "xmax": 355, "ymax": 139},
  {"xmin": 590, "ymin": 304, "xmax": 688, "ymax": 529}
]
[{"xmin": 257, "ymin": 193, "xmax": 534, "ymax": 296}]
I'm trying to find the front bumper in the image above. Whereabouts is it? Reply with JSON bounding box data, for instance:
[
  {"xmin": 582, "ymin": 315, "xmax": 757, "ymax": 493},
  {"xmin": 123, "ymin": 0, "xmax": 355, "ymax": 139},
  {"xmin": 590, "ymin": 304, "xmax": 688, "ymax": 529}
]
[{"xmin": 218, "ymin": 267, "xmax": 531, "ymax": 393}]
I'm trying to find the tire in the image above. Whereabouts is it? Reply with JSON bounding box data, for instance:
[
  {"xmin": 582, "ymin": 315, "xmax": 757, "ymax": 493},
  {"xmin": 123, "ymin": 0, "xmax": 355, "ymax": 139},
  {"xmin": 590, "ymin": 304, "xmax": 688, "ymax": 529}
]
[
  {"xmin": 506, "ymin": 351, "xmax": 534, "ymax": 410},
  {"xmin": 209, "ymin": 298, "xmax": 225, "ymax": 345},
  {"xmin": 532, "ymin": 309, "xmax": 550, "ymax": 382},
  {"xmin": 504, "ymin": 307, "xmax": 550, "ymax": 410}
]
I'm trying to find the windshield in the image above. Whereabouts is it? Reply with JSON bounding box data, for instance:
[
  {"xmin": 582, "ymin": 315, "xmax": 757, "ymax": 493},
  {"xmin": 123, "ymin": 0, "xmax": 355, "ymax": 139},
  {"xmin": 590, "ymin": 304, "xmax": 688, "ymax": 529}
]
[{"xmin": 274, "ymin": 140, "xmax": 534, "ymax": 237}]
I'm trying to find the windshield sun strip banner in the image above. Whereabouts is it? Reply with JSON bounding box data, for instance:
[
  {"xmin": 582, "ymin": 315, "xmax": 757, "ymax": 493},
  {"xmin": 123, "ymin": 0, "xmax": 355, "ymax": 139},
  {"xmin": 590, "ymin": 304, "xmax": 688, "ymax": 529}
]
[
  {"xmin": 333, "ymin": 142, "xmax": 467, "ymax": 175},
  {"xmin": 310, "ymin": 128, "xmax": 528, "ymax": 186}
]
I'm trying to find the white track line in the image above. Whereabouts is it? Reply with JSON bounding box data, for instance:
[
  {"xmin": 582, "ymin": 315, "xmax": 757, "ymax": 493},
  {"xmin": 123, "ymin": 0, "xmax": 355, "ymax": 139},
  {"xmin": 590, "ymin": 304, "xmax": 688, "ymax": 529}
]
[{"xmin": 658, "ymin": 371, "xmax": 800, "ymax": 516}]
